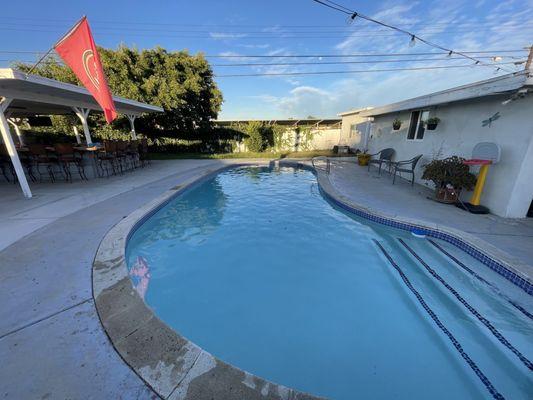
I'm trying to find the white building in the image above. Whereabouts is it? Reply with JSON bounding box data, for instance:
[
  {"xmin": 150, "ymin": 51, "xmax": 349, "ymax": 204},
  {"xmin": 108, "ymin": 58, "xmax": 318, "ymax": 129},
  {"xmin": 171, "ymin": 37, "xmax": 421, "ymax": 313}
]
[{"xmin": 339, "ymin": 71, "xmax": 533, "ymax": 218}]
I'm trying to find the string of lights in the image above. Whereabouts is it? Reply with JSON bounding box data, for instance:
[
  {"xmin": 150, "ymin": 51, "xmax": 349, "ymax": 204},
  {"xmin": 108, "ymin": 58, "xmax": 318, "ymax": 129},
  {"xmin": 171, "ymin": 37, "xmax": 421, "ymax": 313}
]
[{"xmin": 311, "ymin": 0, "xmax": 516, "ymax": 73}]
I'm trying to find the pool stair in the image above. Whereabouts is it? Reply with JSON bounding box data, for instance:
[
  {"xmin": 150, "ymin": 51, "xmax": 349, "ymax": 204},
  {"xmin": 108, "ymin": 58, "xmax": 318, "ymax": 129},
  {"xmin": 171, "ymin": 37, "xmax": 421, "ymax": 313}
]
[
  {"xmin": 372, "ymin": 239, "xmax": 506, "ymax": 400},
  {"xmin": 397, "ymin": 238, "xmax": 533, "ymax": 372},
  {"xmin": 428, "ymin": 239, "xmax": 533, "ymax": 321}
]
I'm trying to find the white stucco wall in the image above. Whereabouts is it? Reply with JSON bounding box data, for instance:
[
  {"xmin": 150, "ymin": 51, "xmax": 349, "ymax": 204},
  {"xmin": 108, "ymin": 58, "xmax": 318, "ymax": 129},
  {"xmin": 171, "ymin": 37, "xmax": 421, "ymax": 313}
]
[
  {"xmin": 359, "ymin": 95, "xmax": 533, "ymax": 218},
  {"xmin": 338, "ymin": 113, "xmax": 370, "ymax": 150}
]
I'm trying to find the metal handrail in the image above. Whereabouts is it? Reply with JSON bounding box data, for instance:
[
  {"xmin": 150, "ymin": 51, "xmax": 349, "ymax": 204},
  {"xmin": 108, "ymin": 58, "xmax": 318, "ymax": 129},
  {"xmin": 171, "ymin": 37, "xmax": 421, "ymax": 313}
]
[{"xmin": 311, "ymin": 156, "xmax": 330, "ymax": 174}]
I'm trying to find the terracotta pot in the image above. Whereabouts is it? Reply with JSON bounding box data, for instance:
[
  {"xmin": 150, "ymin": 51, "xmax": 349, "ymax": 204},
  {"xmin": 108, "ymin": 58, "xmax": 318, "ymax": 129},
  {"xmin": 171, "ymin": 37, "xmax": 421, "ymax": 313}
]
[
  {"xmin": 435, "ymin": 187, "xmax": 460, "ymax": 204},
  {"xmin": 358, "ymin": 153, "xmax": 371, "ymax": 166}
]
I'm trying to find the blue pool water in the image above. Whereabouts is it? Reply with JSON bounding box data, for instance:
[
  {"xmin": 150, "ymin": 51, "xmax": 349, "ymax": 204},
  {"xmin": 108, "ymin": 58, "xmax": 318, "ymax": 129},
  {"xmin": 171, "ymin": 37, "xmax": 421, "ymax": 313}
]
[{"xmin": 126, "ymin": 166, "xmax": 533, "ymax": 399}]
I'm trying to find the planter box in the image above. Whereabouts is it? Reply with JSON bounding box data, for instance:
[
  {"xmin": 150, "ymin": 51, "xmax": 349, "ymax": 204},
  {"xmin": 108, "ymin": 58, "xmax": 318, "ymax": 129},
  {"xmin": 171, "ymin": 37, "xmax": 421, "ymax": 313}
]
[
  {"xmin": 435, "ymin": 187, "xmax": 460, "ymax": 204},
  {"xmin": 358, "ymin": 154, "xmax": 371, "ymax": 166}
]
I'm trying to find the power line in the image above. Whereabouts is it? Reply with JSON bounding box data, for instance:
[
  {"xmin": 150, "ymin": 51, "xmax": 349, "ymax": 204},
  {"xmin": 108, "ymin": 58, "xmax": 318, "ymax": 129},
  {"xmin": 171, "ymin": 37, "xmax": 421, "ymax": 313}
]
[
  {"xmin": 206, "ymin": 50, "xmax": 527, "ymax": 58},
  {"xmin": 0, "ymin": 49, "xmax": 526, "ymax": 57},
  {"xmin": 1, "ymin": 22, "xmax": 531, "ymax": 35},
  {"xmin": 212, "ymin": 58, "xmax": 526, "ymax": 67},
  {"xmin": 0, "ymin": 16, "xmax": 528, "ymax": 29},
  {"xmin": 311, "ymin": 0, "xmax": 515, "ymax": 73},
  {"xmin": 216, "ymin": 63, "xmax": 522, "ymax": 77}
]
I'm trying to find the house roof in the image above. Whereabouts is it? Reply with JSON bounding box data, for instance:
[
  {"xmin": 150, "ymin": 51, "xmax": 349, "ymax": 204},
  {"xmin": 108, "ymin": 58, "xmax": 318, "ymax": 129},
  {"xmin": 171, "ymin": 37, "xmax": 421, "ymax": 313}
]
[
  {"xmin": 337, "ymin": 107, "xmax": 374, "ymax": 117},
  {"xmin": 355, "ymin": 71, "xmax": 533, "ymax": 117},
  {"xmin": 0, "ymin": 68, "xmax": 164, "ymax": 117}
]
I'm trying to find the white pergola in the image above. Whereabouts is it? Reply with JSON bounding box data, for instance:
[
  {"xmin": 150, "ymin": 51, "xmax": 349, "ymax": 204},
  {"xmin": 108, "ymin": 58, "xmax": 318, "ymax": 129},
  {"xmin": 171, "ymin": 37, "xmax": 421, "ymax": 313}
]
[{"xmin": 0, "ymin": 68, "xmax": 163, "ymax": 199}]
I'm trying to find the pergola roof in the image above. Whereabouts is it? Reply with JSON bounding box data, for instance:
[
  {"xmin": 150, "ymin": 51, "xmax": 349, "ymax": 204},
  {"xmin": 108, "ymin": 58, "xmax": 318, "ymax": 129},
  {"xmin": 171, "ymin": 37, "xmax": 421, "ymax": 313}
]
[
  {"xmin": 215, "ymin": 118, "xmax": 341, "ymax": 127},
  {"xmin": 0, "ymin": 68, "xmax": 163, "ymax": 117}
]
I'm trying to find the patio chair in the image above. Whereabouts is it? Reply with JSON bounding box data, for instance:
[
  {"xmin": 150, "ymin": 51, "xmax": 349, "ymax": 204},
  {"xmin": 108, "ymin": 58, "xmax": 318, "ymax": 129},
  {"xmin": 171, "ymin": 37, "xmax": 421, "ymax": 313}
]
[
  {"xmin": 98, "ymin": 140, "xmax": 119, "ymax": 177},
  {"xmin": 28, "ymin": 144, "xmax": 58, "ymax": 182},
  {"xmin": 0, "ymin": 144, "xmax": 14, "ymax": 183},
  {"xmin": 368, "ymin": 148, "xmax": 395, "ymax": 174},
  {"xmin": 139, "ymin": 138, "xmax": 150, "ymax": 167},
  {"xmin": 54, "ymin": 143, "xmax": 87, "ymax": 182},
  {"xmin": 115, "ymin": 140, "xmax": 130, "ymax": 173},
  {"xmin": 126, "ymin": 140, "xmax": 140, "ymax": 169},
  {"xmin": 391, "ymin": 154, "xmax": 423, "ymax": 186}
]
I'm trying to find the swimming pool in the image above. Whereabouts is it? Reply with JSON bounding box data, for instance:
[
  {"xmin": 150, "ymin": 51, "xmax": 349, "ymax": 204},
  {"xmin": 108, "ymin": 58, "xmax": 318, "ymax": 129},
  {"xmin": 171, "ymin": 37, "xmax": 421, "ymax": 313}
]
[{"xmin": 126, "ymin": 166, "xmax": 532, "ymax": 400}]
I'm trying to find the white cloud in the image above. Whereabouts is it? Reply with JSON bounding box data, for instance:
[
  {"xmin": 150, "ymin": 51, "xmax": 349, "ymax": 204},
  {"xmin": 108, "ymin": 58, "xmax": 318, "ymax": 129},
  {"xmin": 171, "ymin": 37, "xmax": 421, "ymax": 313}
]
[
  {"xmin": 220, "ymin": 0, "xmax": 533, "ymax": 119},
  {"xmin": 209, "ymin": 32, "xmax": 248, "ymax": 40}
]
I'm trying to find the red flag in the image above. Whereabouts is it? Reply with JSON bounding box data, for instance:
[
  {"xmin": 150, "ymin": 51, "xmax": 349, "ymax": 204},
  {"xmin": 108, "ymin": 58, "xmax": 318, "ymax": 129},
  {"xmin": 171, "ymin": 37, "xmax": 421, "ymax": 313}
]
[{"xmin": 54, "ymin": 17, "xmax": 117, "ymax": 123}]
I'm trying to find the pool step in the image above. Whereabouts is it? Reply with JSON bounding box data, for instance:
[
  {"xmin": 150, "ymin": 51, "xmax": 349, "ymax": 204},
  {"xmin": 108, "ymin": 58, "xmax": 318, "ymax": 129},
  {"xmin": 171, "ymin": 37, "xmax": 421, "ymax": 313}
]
[
  {"xmin": 373, "ymin": 239, "xmax": 505, "ymax": 400},
  {"xmin": 428, "ymin": 239, "xmax": 533, "ymax": 321},
  {"xmin": 397, "ymin": 238, "xmax": 533, "ymax": 372}
]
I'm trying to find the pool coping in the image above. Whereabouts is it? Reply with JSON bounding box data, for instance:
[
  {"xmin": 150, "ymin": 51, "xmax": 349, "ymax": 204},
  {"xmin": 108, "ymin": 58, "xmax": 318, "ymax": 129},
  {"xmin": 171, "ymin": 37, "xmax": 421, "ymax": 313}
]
[
  {"xmin": 92, "ymin": 160, "xmax": 532, "ymax": 400},
  {"xmin": 92, "ymin": 161, "xmax": 322, "ymax": 400}
]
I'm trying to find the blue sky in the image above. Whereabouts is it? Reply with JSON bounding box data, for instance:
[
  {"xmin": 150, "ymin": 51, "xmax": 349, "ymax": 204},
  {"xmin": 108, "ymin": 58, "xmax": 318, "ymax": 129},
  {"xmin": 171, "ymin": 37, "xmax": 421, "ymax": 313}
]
[{"xmin": 1, "ymin": 0, "xmax": 532, "ymax": 119}]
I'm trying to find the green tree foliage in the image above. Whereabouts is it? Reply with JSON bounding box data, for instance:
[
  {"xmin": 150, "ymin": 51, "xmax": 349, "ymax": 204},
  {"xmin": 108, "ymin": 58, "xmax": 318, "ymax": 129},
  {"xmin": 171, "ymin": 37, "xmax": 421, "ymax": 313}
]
[
  {"xmin": 15, "ymin": 46, "xmax": 223, "ymax": 139},
  {"xmin": 230, "ymin": 121, "xmax": 278, "ymax": 152}
]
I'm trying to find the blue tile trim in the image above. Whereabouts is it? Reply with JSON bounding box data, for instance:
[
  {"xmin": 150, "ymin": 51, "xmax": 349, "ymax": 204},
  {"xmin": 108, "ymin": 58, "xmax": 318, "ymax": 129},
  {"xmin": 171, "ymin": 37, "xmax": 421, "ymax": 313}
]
[{"xmin": 315, "ymin": 174, "xmax": 533, "ymax": 296}]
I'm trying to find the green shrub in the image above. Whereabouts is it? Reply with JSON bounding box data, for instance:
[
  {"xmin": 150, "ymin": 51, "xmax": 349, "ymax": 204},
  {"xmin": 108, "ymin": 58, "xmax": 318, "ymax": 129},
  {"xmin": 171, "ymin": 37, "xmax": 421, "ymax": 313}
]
[{"xmin": 422, "ymin": 156, "xmax": 476, "ymax": 190}]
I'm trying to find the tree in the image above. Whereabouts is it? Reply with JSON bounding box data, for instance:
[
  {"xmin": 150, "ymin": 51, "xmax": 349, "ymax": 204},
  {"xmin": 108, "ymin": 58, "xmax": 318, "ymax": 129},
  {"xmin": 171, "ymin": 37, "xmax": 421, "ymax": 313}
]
[{"xmin": 15, "ymin": 46, "xmax": 223, "ymax": 139}]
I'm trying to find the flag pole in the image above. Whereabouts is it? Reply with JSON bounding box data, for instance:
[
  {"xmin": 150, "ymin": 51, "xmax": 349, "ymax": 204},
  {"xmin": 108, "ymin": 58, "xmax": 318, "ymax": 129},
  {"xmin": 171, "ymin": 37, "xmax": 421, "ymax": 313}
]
[{"xmin": 26, "ymin": 16, "xmax": 86, "ymax": 75}]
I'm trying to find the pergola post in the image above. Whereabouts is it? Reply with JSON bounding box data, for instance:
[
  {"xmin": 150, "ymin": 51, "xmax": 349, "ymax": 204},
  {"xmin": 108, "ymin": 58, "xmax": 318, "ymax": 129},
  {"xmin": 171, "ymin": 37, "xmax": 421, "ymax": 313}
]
[
  {"xmin": 72, "ymin": 107, "xmax": 92, "ymax": 144},
  {"xmin": 73, "ymin": 126, "xmax": 81, "ymax": 144},
  {"xmin": 7, "ymin": 118, "xmax": 24, "ymax": 146},
  {"xmin": 126, "ymin": 114, "xmax": 137, "ymax": 139},
  {"xmin": 0, "ymin": 98, "xmax": 32, "ymax": 198}
]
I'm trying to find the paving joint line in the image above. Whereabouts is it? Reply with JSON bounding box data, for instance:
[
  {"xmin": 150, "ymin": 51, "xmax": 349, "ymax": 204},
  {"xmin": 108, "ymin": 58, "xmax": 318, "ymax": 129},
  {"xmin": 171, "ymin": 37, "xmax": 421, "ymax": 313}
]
[{"xmin": 0, "ymin": 298, "xmax": 92, "ymax": 341}]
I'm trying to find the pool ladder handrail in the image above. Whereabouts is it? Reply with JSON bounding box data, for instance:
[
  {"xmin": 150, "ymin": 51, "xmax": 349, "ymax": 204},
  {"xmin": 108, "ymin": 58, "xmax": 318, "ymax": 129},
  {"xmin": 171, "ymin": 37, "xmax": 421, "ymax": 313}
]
[{"xmin": 311, "ymin": 156, "xmax": 331, "ymax": 174}]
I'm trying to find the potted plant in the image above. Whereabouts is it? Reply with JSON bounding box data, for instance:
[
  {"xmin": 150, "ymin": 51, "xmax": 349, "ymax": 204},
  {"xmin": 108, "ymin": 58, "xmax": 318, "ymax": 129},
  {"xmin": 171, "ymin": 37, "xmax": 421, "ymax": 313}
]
[
  {"xmin": 422, "ymin": 156, "xmax": 476, "ymax": 203},
  {"xmin": 357, "ymin": 150, "xmax": 371, "ymax": 166},
  {"xmin": 425, "ymin": 117, "xmax": 440, "ymax": 130},
  {"xmin": 392, "ymin": 118, "xmax": 402, "ymax": 130}
]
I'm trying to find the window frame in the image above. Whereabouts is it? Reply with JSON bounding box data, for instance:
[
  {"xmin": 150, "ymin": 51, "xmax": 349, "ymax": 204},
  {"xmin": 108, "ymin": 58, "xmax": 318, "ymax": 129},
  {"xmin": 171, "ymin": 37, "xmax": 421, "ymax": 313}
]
[{"xmin": 406, "ymin": 110, "xmax": 429, "ymax": 141}]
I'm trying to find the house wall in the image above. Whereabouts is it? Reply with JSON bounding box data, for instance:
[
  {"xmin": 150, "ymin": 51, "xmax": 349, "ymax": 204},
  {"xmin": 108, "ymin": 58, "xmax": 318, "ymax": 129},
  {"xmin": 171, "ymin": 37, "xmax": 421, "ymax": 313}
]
[
  {"xmin": 361, "ymin": 95, "xmax": 533, "ymax": 218},
  {"xmin": 339, "ymin": 113, "xmax": 370, "ymax": 150}
]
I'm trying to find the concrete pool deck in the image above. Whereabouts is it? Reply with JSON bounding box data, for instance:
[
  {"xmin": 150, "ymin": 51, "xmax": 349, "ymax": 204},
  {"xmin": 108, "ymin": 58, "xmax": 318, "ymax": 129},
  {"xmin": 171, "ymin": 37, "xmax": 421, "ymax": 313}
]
[{"xmin": 1, "ymin": 157, "xmax": 532, "ymax": 399}]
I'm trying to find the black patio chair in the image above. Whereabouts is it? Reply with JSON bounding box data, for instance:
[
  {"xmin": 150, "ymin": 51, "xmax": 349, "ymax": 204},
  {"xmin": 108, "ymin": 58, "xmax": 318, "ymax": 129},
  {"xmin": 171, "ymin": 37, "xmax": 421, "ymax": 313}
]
[
  {"xmin": 368, "ymin": 148, "xmax": 395, "ymax": 174},
  {"xmin": 98, "ymin": 140, "xmax": 119, "ymax": 177},
  {"xmin": 27, "ymin": 144, "xmax": 58, "ymax": 182},
  {"xmin": 54, "ymin": 143, "xmax": 87, "ymax": 182},
  {"xmin": 138, "ymin": 138, "xmax": 150, "ymax": 167},
  {"xmin": 391, "ymin": 154, "xmax": 423, "ymax": 186}
]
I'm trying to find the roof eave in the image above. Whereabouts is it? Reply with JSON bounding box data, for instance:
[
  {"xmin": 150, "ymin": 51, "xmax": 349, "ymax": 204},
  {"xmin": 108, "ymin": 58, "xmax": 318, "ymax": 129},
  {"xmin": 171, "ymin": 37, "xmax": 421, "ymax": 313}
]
[{"xmin": 360, "ymin": 71, "xmax": 530, "ymax": 117}]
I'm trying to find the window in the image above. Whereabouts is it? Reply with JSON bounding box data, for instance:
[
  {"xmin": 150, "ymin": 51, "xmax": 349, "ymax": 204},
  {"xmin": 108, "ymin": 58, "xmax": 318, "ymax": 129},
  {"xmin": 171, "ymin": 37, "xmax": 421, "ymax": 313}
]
[
  {"xmin": 349, "ymin": 124, "xmax": 357, "ymax": 138},
  {"xmin": 407, "ymin": 110, "xmax": 429, "ymax": 140}
]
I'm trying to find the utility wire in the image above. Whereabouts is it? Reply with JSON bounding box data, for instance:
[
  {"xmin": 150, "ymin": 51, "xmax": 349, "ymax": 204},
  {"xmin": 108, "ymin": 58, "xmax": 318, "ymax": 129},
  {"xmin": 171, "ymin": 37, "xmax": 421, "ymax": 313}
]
[
  {"xmin": 311, "ymin": 0, "xmax": 515, "ymax": 73},
  {"xmin": 0, "ymin": 16, "xmax": 528, "ymax": 29},
  {"xmin": 216, "ymin": 62, "xmax": 523, "ymax": 77},
  {"xmin": 212, "ymin": 58, "xmax": 526, "ymax": 67},
  {"xmin": 0, "ymin": 49, "xmax": 526, "ymax": 57}
]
